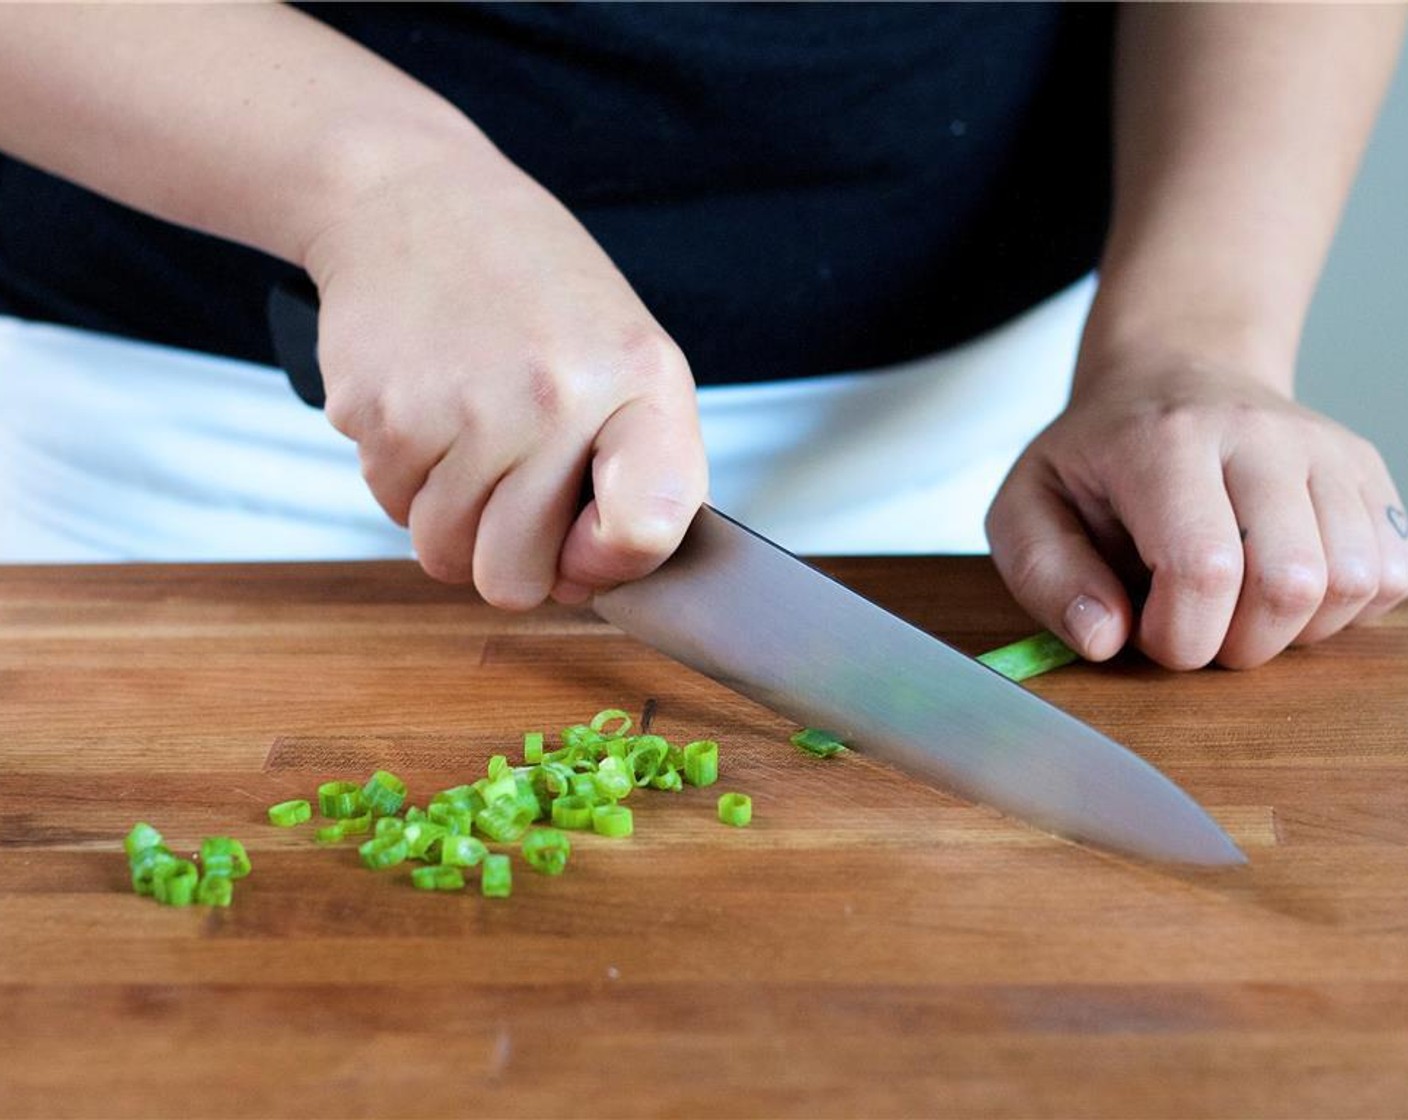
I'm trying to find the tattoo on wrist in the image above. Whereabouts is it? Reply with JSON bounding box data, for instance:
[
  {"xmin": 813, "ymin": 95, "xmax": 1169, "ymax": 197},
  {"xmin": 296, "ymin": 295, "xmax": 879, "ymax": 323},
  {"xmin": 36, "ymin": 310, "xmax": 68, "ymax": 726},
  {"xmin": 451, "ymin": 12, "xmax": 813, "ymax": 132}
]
[{"xmin": 1389, "ymin": 506, "xmax": 1408, "ymax": 540}]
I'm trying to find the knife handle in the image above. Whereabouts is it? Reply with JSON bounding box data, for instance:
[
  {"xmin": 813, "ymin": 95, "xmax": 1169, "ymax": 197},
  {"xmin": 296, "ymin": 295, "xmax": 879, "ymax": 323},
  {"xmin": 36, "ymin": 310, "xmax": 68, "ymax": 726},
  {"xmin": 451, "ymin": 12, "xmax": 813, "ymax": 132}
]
[{"xmin": 266, "ymin": 274, "xmax": 326, "ymax": 409}]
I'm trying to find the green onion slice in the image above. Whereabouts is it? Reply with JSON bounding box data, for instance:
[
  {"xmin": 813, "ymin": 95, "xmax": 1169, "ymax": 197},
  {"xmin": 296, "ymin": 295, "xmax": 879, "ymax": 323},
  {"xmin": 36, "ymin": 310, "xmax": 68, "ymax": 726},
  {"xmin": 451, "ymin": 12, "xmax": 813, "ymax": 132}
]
[
  {"xmin": 411, "ymin": 865, "xmax": 466, "ymax": 891},
  {"xmin": 550, "ymin": 794, "xmax": 594, "ymax": 830},
  {"xmin": 650, "ymin": 767, "xmax": 683, "ymax": 793},
  {"xmin": 481, "ymin": 853, "xmax": 512, "ymax": 898},
  {"xmin": 475, "ymin": 800, "xmax": 534, "ymax": 844},
  {"xmin": 523, "ymin": 731, "xmax": 545, "ymax": 764},
  {"xmin": 591, "ymin": 804, "xmax": 634, "ymax": 838},
  {"xmin": 683, "ymin": 739, "xmax": 720, "ymax": 786},
  {"xmin": 196, "ymin": 873, "xmax": 234, "ymax": 908},
  {"xmin": 434, "ymin": 807, "xmax": 475, "ymax": 836},
  {"xmin": 152, "ymin": 859, "xmax": 199, "ymax": 907},
  {"xmin": 441, "ymin": 834, "xmax": 489, "ymax": 868},
  {"xmin": 124, "ymin": 822, "xmax": 164, "ymax": 859},
  {"xmin": 267, "ymin": 799, "xmax": 312, "ymax": 828},
  {"xmin": 594, "ymin": 756, "xmax": 633, "ymax": 801},
  {"xmin": 129, "ymin": 845, "xmax": 176, "ymax": 896},
  {"xmin": 431, "ymin": 785, "xmax": 478, "ymax": 812},
  {"xmin": 404, "ymin": 821, "xmax": 448, "ymax": 861},
  {"xmin": 199, "ymin": 837, "xmax": 251, "ymax": 879},
  {"xmin": 315, "ymin": 823, "xmax": 345, "ymax": 845},
  {"xmin": 361, "ymin": 770, "xmax": 408, "ymax": 816},
  {"xmin": 359, "ymin": 834, "xmax": 410, "ymax": 870},
  {"xmin": 717, "ymin": 792, "xmax": 753, "ymax": 828},
  {"xmin": 522, "ymin": 828, "xmax": 572, "ymax": 876},
  {"xmin": 976, "ymin": 630, "xmax": 1079, "ymax": 683},
  {"xmin": 626, "ymin": 736, "xmax": 668, "ymax": 787},
  {"xmin": 317, "ymin": 780, "xmax": 365, "ymax": 820},
  {"xmin": 790, "ymin": 728, "xmax": 847, "ymax": 758},
  {"xmin": 589, "ymin": 708, "xmax": 633, "ymax": 738}
]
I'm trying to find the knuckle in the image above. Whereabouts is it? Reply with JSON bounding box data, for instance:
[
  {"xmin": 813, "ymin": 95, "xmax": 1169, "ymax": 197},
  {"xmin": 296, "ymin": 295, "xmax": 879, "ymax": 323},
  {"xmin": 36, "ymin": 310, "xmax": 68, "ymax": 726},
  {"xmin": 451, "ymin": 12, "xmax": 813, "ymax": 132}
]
[
  {"xmin": 1252, "ymin": 559, "xmax": 1327, "ymax": 618},
  {"xmin": 330, "ymin": 387, "xmax": 422, "ymax": 456},
  {"xmin": 524, "ymin": 357, "xmax": 570, "ymax": 423},
  {"xmin": 1155, "ymin": 542, "xmax": 1243, "ymax": 601},
  {"xmin": 615, "ymin": 325, "xmax": 690, "ymax": 387},
  {"xmin": 1323, "ymin": 558, "xmax": 1377, "ymax": 607},
  {"xmin": 1377, "ymin": 557, "xmax": 1408, "ymax": 606}
]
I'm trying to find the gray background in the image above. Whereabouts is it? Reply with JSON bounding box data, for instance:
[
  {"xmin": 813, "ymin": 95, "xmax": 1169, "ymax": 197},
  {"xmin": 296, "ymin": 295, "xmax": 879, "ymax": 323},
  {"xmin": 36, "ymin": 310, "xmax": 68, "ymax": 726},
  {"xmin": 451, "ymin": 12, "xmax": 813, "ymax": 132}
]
[{"xmin": 1300, "ymin": 44, "xmax": 1407, "ymax": 492}]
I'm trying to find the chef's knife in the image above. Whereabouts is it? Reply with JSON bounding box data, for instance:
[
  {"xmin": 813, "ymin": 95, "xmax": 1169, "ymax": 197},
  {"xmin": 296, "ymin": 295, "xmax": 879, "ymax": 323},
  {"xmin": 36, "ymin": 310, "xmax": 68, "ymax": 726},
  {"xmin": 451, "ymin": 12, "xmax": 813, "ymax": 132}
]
[{"xmin": 267, "ymin": 277, "xmax": 1246, "ymax": 867}]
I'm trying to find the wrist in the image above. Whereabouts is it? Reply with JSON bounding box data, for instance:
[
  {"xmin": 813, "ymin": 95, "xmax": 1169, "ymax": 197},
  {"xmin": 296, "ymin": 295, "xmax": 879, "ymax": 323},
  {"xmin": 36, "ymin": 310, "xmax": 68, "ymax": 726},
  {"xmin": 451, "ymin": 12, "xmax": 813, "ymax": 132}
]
[
  {"xmin": 294, "ymin": 107, "xmax": 514, "ymax": 281},
  {"xmin": 1073, "ymin": 272, "xmax": 1301, "ymax": 401}
]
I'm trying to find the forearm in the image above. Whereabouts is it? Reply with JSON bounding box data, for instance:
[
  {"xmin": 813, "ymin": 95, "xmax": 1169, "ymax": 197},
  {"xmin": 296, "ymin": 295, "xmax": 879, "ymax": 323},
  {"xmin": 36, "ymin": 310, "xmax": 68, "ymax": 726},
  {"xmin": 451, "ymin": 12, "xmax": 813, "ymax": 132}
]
[
  {"xmin": 0, "ymin": 3, "xmax": 500, "ymax": 267},
  {"xmin": 1082, "ymin": 2, "xmax": 1407, "ymax": 390}
]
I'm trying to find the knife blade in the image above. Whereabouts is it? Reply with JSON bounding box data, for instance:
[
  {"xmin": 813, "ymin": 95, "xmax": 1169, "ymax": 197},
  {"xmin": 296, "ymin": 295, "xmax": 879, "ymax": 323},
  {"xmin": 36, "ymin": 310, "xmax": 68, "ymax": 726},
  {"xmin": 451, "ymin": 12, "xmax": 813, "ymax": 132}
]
[
  {"xmin": 594, "ymin": 506, "xmax": 1246, "ymax": 866},
  {"xmin": 265, "ymin": 276, "xmax": 1243, "ymax": 866}
]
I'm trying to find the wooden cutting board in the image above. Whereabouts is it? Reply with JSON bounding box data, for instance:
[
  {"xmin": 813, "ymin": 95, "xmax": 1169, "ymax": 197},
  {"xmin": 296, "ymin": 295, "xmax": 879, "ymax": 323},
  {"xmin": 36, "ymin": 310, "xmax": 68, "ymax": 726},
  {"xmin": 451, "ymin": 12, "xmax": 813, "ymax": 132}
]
[{"xmin": 1, "ymin": 559, "xmax": 1406, "ymax": 1119}]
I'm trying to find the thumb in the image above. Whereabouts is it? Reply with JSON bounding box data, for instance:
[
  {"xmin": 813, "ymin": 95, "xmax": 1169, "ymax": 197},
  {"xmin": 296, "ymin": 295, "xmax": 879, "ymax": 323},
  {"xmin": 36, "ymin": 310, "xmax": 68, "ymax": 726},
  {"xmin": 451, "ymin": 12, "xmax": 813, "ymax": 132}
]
[
  {"xmin": 554, "ymin": 394, "xmax": 708, "ymax": 599},
  {"xmin": 985, "ymin": 465, "xmax": 1133, "ymax": 662}
]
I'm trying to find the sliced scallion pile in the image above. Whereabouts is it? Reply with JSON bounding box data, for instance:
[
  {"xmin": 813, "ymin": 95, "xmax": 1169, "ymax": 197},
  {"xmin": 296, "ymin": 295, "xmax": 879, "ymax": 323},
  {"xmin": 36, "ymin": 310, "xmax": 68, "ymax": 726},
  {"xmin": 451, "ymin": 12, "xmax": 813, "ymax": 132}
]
[
  {"xmin": 124, "ymin": 822, "xmax": 247, "ymax": 908},
  {"xmin": 131, "ymin": 705, "xmax": 772, "ymax": 908}
]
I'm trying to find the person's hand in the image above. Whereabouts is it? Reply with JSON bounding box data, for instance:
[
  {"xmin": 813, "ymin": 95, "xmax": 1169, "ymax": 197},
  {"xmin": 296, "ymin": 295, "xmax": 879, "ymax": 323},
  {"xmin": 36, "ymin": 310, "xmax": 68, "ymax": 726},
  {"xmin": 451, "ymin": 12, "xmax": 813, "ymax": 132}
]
[
  {"xmin": 985, "ymin": 357, "xmax": 1408, "ymax": 669},
  {"xmin": 303, "ymin": 151, "xmax": 707, "ymax": 610}
]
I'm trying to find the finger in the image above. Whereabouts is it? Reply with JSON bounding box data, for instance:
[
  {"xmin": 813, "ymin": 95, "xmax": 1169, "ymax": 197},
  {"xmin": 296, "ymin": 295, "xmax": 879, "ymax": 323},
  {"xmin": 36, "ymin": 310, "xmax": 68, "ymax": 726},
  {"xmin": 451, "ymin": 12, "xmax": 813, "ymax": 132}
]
[
  {"xmin": 473, "ymin": 444, "xmax": 590, "ymax": 611},
  {"xmin": 1292, "ymin": 476, "xmax": 1380, "ymax": 646},
  {"xmin": 405, "ymin": 438, "xmax": 496, "ymax": 586},
  {"xmin": 1358, "ymin": 478, "xmax": 1408, "ymax": 623},
  {"xmin": 985, "ymin": 464, "xmax": 1133, "ymax": 662},
  {"xmin": 558, "ymin": 393, "xmax": 708, "ymax": 591},
  {"xmin": 1215, "ymin": 459, "xmax": 1325, "ymax": 669},
  {"xmin": 328, "ymin": 387, "xmax": 458, "ymax": 528},
  {"xmin": 1113, "ymin": 443, "xmax": 1244, "ymax": 670}
]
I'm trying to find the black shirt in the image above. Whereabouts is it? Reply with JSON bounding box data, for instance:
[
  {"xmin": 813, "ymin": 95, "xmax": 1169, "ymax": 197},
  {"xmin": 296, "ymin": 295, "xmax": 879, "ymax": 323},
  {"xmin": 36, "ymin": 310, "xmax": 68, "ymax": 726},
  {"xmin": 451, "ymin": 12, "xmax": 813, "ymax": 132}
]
[{"xmin": 0, "ymin": 2, "xmax": 1114, "ymax": 385}]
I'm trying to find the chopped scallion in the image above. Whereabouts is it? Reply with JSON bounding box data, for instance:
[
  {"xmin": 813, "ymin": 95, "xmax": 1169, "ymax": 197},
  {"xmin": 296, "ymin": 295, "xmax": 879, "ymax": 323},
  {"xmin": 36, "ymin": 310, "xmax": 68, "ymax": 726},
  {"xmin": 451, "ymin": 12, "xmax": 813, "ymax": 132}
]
[
  {"xmin": 522, "ymin": 828, "xmax": 571, "ymax": 876},
  {"xmin": 359, "ymin": 834, "xmax": 410, "ymax": 870},
  {"xmin": 317, "ymin": 780, "xmax": 364, "ymax": 820},
  {"xmin": 790, "ymin": 728, "xmax": 846, "ymax": 758},
  {"xmin": 152, "ymin": 859, "xmax": 199, "ymax": 907},
  {"xmin": 976, "ymin": 630, "xmax": 1078, "ymax": 683},
  {"xmin": 481, "ymin": 853, "xmax": 512, "ymax": 897},
  {"xmin": 589, "ymin": 708, "xmax": 633, "ymax": 738},
  {"xmin": 196, "ymin": 873, "xmax": 233, "ymax": 908},
  {"xmin": 717, "ymin": 792, "xmax": 752, "ymax": 828},
  {"xmin": 551, "ymin": 794, "xmax": 594, "ymax": 830},
  {"xmin": 683, "ymin": 739, "xmax": 719, "ymax": 786},
  {"xmin": 361, "ymin": 770, "xmax": 408, "ymax": 817},
  {"xmin": 592, "ymin": 804, "xmax": 633, "ymax": 838},
  {"xmin": 441, "ymin": 835, "xmax": 489, "ymax": 868},
  {"xmin": 267, "ymin": 799, "xmax": 311, "ymax": 828},
  {"xmin": 411, "ymin": 865, "xmax": 465, "ymax": 891}
]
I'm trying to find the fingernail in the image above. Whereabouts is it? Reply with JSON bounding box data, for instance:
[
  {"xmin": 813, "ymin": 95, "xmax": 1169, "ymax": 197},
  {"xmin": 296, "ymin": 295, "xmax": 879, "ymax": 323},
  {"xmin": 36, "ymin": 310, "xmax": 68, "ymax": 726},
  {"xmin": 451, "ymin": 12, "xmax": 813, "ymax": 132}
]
[
  {"xmin": 551, "ymin": 580, "xmax": 593, "ymax": 606},
  {"xmin": 1064, "ymin": 594, "xmax": 1111, "ymax": 654}
]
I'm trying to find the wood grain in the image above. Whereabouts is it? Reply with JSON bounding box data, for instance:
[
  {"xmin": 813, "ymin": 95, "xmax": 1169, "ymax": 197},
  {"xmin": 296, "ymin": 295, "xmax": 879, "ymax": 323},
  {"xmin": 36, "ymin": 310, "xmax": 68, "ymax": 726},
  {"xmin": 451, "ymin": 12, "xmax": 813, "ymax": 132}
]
[{"xmin": 1, "ymin": 558, "xmax": 1406, "ymax": 1119}]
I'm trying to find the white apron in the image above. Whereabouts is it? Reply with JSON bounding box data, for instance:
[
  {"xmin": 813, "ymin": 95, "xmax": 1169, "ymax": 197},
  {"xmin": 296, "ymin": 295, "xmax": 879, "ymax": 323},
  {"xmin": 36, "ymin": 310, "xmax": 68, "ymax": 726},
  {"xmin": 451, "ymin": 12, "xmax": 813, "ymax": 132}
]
[{"xmin": 0, "ymin": 274, "xmax": 1094, "ymax": 562}]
